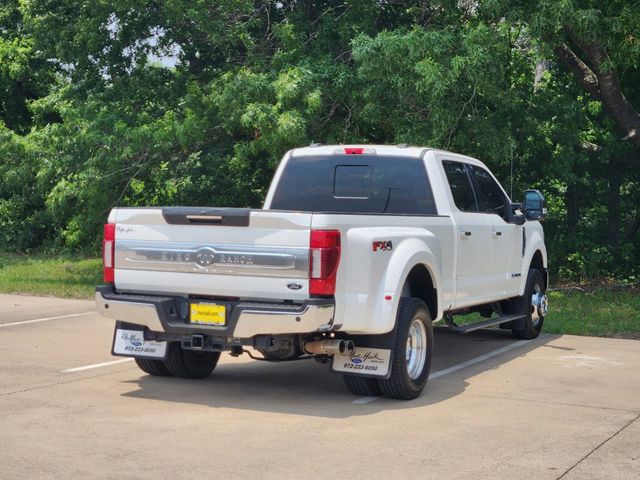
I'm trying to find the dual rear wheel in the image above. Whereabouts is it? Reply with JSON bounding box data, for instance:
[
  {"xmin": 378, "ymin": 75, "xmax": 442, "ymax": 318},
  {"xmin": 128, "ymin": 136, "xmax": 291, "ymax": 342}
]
[
  {"xmin": 343, "ymin": 298, "xmax": 433, "ymax": 400},
  {"xmin": 135, "ymin": 342, "xmax": 220, "ymax": 379}
]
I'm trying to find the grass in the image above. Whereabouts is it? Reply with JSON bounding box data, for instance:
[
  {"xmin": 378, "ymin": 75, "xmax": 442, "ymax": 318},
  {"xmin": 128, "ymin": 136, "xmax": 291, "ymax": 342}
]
[
  {"xmin": 0, "ymin": 252, "xmax": 638, "ymax": 338},
  {"xmin": 545, "ymin": 288, "xmax": 640, "ymax": 339},
  {"xmin": 0, "ymin": 253, "xmax": 102, "ymax": 298}
]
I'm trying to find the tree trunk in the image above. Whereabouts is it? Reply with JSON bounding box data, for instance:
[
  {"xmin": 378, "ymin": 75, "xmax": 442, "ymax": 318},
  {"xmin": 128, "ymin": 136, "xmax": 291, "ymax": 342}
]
[
  {"xmin": 566, "ymin": 183, "xmax": 579, "ymax": 232},
  {"xmin": 607, "ymin": 157, "xmax": 621, "ymax": 252}
]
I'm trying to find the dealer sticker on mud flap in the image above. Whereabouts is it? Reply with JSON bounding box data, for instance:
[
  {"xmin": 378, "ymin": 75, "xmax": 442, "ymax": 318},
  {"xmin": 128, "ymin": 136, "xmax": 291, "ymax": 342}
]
[
  {"xmin": 113, "ymin": 328, "xmax": 167, "ymax": 359},
  {"xmin": 332, "ymin": 347, "xmax": 391, "ymax": 377}
]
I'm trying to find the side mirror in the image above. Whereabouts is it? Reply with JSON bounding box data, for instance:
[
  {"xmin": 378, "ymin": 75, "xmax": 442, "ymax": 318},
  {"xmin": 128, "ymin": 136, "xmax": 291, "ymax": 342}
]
[{"xmin": 523, "ymin": 189, "xmax": 547, "ymax": 221}]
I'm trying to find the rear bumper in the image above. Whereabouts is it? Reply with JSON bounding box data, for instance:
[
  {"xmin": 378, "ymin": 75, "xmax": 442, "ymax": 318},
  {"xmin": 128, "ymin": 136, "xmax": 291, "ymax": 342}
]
[{"xmin": 95, "ymin": 285, "xmax": 335, "ymax": 338}]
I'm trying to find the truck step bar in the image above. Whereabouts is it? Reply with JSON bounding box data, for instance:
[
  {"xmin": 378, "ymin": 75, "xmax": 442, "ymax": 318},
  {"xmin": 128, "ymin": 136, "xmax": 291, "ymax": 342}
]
[{"xmin": 446, "ymin": 314, "xmax": 526, "ymax": 334}]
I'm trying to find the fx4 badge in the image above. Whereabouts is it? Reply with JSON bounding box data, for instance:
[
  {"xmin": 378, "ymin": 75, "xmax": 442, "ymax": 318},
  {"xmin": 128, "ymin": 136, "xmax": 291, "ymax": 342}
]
[{"xmin": 372, "ymin": 240, "xmax": 393, "ymax": 252}]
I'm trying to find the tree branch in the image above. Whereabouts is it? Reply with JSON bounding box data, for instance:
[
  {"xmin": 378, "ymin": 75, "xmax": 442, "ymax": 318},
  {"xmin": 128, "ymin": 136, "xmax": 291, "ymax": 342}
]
[
  {"xmin": 555, "ymin": 43, "xmax": 600, "ymax": 99},
  {"xmin": 558, "ymin": 29, "xmax": 640, "ymax": 148}
]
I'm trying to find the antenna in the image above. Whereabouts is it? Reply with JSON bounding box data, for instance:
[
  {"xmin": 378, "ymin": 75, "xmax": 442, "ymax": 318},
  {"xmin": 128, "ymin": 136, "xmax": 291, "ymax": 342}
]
[{"xmin": 509, "ymin": 145, "xmax": 514, "ymax": 199}]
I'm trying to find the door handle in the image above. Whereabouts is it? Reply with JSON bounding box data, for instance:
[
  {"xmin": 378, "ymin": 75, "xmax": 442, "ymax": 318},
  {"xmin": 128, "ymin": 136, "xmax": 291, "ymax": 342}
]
[
  {"xmin": 459, "ymin": 231, "xmax": 472, "ymax": 239},
  {"xmin": 492, "ymin": 231, "xmax": 502, "ymax": 239}
]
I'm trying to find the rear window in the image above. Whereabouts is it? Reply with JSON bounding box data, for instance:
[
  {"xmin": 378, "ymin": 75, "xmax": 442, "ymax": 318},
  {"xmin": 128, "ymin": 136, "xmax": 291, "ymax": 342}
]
[{"xmin": 270, "ymin": 155, "xmax": 437, "ymax": 214}]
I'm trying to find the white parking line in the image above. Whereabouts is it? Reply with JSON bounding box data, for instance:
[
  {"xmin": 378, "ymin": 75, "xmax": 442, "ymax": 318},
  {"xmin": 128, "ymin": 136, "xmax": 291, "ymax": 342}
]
[
  {"xmin": 0, "ymin": 311, "xmax": 95, "ymax": 328},
  {"xmin": 62, "ymin": 358, "xmax": 134, "ymax": 373},
  {"xmin": 429, "ymin": 339, "xmax": 531, "ymax": 379},
  {"xmin": 351, "ymin": 339, "xmax": 532, "ymax": 405},
  {"xmin": 351, "ymin": 396, "xmax": 381, "ymax": 405}
]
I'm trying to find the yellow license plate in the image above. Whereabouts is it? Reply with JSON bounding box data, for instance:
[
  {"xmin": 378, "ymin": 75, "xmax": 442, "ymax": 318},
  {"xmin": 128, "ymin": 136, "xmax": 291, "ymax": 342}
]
[{"xmin": 190, "ymin": 302, "xmax": 226, "ymax": 325}]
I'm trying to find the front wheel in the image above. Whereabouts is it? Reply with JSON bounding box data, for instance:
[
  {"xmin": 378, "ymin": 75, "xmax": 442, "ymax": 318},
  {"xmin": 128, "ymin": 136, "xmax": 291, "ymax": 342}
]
[
  {"xmin": 509, "ymin": 268, "xmax": 547, "ymax": 339},
  {"xmin": 378, "ymin": 298, "xmax": 433, "ymax": 400}
]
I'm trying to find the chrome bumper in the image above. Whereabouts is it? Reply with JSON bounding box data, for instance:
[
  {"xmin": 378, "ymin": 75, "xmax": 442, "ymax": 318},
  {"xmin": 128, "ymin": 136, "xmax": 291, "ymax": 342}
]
[
  {"xmin": 95, "ymin": 287, "xmax": 335, "ymax": 338},
  {"xmin": 96, "ymin": 292, "xmax": 163, "ymax": 330}
]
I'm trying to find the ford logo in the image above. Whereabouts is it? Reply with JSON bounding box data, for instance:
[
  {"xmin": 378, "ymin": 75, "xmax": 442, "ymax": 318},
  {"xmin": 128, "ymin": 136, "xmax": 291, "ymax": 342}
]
[
  {"xmin": 195, "ymin": 247, "xmax": 216, "ymax": 266},
  {"xmin": 131, "ymin": 340, "xmax": 142, "ymax": 347},
  {"xmin": 351, "ymin": 358, "xmax": 363, "ymax": 364},
  {"xmin": 286, "ymin": 282, "xmax": 303, "ymax": 291}
]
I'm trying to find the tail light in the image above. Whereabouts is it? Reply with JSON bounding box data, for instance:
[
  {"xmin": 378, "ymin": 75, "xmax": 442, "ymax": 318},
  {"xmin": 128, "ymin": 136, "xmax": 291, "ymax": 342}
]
[
  {"xmin": 309, "ymin": 229, "xmax": 341, "ymax": 295},
  {"xmin": 103, "ymin": 223, "xmax": 116, "ymax": 283}
]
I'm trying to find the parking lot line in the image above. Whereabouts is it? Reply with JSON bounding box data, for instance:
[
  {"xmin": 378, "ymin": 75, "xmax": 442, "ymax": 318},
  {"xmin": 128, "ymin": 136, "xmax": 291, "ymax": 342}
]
[
  {"xmin": 350, "ymin": 339, "xmax": 532, "ymax": 404},
  {"xmin": 429, "ymin": 339, "xmax": 531, "ymax": 379},
  {"xmin": 62, "ymin": 358, "xmax": 134, "ymax": 373},
  {"xmin": 351, "ymin": 396, "xmax": 381, "ymax": 405},
  {"xmin": 0, "ymin": 311, "xmax": 95, "ymax": 328}
]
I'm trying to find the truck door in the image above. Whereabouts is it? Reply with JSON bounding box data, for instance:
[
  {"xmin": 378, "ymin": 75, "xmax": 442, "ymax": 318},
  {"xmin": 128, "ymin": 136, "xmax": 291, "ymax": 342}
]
[
  {"xmin": 467, "ymin": 164, "xmax": 522, "ymax": 297},
  {"xmin": 442, "ymin": 161, "xmax": 494, "ymax": 308}
]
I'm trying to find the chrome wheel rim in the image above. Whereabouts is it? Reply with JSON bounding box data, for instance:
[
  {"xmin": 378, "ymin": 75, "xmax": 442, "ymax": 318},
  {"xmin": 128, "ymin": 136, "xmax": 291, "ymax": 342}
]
[
  {"xmin": 406, "ymin": 318, "xmax": 427, "ymax": 380},
  {"xmin": 531, "ymin": 283, "xmax": 548, "ymax": 327}
]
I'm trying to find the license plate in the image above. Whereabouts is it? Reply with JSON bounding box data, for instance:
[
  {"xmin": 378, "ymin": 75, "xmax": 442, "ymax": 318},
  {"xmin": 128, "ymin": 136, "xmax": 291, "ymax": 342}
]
[
  {"xmin": 190, "ymin": 302, "xmax": 226, "ymax": 325},
  {"xmin": 332, "ymin": 347, "xmax": 391, "ymax": 377},
  {"xmin": 112, "ymin": 328, "xmax": 167, "ymax": 359}
]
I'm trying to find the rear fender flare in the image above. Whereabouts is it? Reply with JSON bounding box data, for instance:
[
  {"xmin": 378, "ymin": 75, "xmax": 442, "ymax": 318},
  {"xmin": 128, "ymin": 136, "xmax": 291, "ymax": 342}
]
[{"xmin": 371, "ymin": 237, "xmax": 442, "ymax": 334}]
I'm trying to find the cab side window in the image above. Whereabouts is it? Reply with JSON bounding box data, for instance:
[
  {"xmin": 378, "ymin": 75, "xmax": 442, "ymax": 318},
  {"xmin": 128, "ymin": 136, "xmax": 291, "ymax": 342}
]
[
  {"xmin": 468, "ymin": 165, "xmax": 508, "ymax": 220},
  {"xmin": 443, "ymin": 161, "xmax": 477, "ymax": 212}
]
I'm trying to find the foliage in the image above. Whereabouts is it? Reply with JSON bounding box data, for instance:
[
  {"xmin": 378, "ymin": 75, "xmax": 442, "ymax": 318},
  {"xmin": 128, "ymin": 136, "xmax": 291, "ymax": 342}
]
[{"xmin": 0, "ymin": 1, "xmax": 638, "ymax": 280}]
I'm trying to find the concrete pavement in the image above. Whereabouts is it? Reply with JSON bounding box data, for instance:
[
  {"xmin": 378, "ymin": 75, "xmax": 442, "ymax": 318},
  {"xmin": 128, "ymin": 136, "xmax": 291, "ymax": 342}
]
[{"xmin": 0, "ymin": 294, "xmax": 638, "ymax": 479}]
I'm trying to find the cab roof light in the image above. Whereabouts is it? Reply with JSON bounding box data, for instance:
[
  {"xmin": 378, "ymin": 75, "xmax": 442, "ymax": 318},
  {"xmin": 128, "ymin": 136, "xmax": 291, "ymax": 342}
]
[
  {"xmin": 335, "ymin": 147, "xmax": 376, "ymax": 155},
  {"xmin": 345, "ymin": 147, "xmax": 364, "ymax": 155}
]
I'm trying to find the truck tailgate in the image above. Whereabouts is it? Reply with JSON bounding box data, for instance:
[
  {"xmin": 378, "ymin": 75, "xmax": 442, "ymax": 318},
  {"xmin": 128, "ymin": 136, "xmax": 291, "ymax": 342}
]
[{"xmin": 111, "ymin": 207, "xmax": 312, "ymax": 300}]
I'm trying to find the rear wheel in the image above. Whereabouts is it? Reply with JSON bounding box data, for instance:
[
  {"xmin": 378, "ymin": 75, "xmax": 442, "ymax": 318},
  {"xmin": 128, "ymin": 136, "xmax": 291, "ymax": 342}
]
[
  {"xmin": 343, "ymin": 375, "xmax": 382, "ymax": 397},
  {"xmin": 164, "ymin": 342, "xmax": 221, "ymax": 379},
  {"xmin": 135, "ymin": 358, "xmax": 171, "ymax": 376},
  {"xmin": 378, "ymin": 298, "xmax": 433, "ymax": 400}
]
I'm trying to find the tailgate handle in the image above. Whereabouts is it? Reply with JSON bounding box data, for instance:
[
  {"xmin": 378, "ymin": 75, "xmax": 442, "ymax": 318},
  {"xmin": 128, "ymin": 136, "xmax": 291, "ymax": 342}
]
[
  {"xmin": 186, "ymin": 215, "xmax": 224, "ymax": 224},
  {"xmin": 162, "ymin": 207, "xmax": 250, "ymax": 226}
]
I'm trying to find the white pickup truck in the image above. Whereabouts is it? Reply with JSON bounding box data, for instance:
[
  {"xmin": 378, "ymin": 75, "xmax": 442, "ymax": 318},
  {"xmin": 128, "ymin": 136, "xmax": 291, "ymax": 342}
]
[{"xmin": 96, "ymin": 145, "xmax": 548, "ymax": 400}]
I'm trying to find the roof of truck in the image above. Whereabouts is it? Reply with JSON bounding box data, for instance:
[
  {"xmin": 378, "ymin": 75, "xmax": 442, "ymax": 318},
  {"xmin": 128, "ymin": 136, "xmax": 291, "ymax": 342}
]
[
  {"xmin": 290, "ymin": 144, "xmax": 430, "ymax": 158},
  {"xmin": 288, "ymin": 144, "xmax": 481, "ymax": 164}
]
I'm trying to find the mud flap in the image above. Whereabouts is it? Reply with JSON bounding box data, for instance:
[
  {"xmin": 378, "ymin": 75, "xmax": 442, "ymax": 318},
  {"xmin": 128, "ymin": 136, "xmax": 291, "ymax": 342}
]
[
  {"xmin": 112, "ymin": 321, "xmax": 168, "ymax": 360},
  {"xmin": 331, "ymin": 329, "xmax": 396, "ymax": 379}
]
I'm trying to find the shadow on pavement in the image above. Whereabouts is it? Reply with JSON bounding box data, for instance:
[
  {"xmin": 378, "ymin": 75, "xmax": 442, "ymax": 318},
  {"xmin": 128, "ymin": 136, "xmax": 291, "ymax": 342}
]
[{"xmin": 121, "ymin": 330, "xmax": 557, "ymax": 418}]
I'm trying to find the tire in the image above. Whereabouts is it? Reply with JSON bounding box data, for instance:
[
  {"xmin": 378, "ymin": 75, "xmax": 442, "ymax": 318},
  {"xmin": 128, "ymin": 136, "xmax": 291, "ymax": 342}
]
[
  {"xmin": 509, "ymin": 268, "xmax": 547, "ymax": 340},
  {"xmin": 164, "ymin": 342, "xmax": 221, "ymax": 379},
  {"xmin": 135, "ymin": 358, "xmax": 171, "ymax": 376},
  {"xmin": 343, "ymin": 375, "xmax": 382, "ymax": 397},
  {"xmin": 378, "ymin": 298, "xmax": 433, "ymax": 400}
]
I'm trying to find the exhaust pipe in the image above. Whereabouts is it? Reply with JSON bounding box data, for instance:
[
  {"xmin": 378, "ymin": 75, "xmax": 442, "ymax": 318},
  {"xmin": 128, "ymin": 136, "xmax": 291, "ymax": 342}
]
[{"xmin": 304, "ymin": 339, "xmax": 355, "ymax": 355}]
